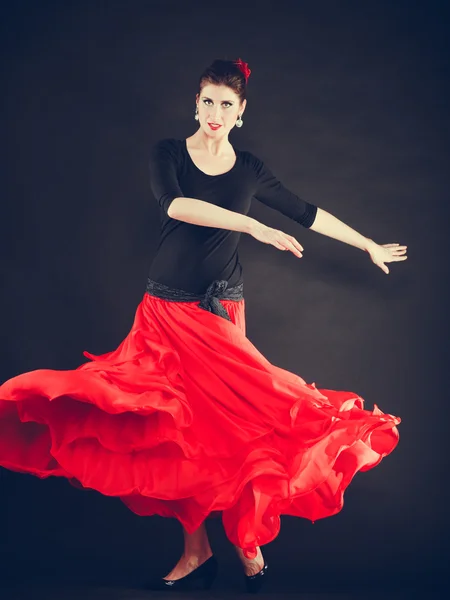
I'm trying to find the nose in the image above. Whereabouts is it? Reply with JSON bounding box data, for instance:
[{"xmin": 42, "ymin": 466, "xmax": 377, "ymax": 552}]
[{"xmin": 211, "ymin": 106, "xmax": 222, "ymax": 122}]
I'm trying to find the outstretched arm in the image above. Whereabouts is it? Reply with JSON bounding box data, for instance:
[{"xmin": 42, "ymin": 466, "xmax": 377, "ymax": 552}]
[
  {"xmin": 251, "ymin": 155, "xmax": 408, "ymax": 275},
  {"xmin": 310, "ymin": 207, "xmax": 408, "ymax": 274},
  {"xmin": 309, "ymin": 207, "xmax": 371, "ymax": 251}
]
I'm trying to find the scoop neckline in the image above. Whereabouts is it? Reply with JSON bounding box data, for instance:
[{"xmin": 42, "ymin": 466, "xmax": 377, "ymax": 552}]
[{"xmin": 182, "ymin": 138, "xmax": 239, "ymax": 177}]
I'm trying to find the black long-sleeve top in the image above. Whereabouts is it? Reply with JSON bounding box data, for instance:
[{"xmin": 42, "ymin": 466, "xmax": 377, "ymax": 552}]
[{"xmin": 147, "ymin": 138, "xmax": 317, "ymax": 294}]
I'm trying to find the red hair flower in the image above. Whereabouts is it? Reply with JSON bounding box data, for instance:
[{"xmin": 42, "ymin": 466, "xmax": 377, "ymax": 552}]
[{"xmin": 234, "ymin": 58, "xmax": 251, "ymax": 83}]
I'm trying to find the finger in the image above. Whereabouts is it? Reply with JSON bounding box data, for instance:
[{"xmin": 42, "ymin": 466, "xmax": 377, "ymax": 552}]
[
  {"xmin": 284, "ymin": 240, "xmax": 303, "ymax": 257},
  {"xmin": 374, "ymin": 259, "xmax": 389, "ymax": 274},
  {"xmin": 277, "ymin": 235, "xmax": 302, "ymax": 257},
  {"xmin": 384, "ymin": 256, "xmax": 407, "ymax": 264},
  {"xmin": 286, "ymin": 234, "xmax": 304, "ymax": 252},
  {"xmin": 388, "ymin": 254, "xmax": 408, "ymax": 261},
  {"xmin": 273, "ymin": 241, "xmax": 287, "ymax": 251}
]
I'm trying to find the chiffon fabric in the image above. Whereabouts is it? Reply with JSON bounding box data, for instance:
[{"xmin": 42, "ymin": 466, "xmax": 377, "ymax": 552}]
[{"xmin": 0, "ymin": 292, "xmax": 401, "ymax": 559}]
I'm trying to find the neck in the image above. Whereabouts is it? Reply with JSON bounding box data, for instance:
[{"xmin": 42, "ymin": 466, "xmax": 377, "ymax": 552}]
[{"xmin": 189, "ymin": 128, "xmax": 233, "ymax": 156}]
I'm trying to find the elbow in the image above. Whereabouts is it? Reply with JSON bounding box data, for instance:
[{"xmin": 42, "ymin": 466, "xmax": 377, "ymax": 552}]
[
  {"xmin": 167, "ymin": 200, "xmax": 176, "ymax": 219},
  {"xmin": 166, "ymin": 197, "xmax": 183, "ymax": 219},
  {"xmin": 302, "ymin": 204, "xmax": 319, "ymax": 229}
]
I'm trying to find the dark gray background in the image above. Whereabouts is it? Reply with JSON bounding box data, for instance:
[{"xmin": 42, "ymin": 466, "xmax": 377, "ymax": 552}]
[{"xmin": 1, "ymin": 0, "xmax": 448, "ymax": 593}]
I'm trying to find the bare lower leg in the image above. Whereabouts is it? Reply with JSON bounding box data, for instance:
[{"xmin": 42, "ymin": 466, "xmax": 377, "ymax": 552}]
[
  {"xmin": 235, "ymin": 545, "xmax": 265, "ymax": 576},
  {"xmin": 163, "ymin": 523, "xmax": 213, "ymax": 580}
]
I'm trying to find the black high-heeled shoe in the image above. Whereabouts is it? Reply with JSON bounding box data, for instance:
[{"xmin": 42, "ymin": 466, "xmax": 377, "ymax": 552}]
[
  {"xmin": 244, "ymin": 561, "xmax": 268, "ymax": 594},
  {"xmin": 142, "ymin": 555, "xmax": 218, "ymax": 591}
]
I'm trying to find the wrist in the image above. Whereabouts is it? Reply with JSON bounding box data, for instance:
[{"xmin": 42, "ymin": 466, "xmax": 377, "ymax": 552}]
[
  {"xmin": 244, "ymin": 217, "xmax": 261, "ymax": 235},
  {"xmin": 363, "ymin": 238, "xmax": 377, "ymax": 252}
]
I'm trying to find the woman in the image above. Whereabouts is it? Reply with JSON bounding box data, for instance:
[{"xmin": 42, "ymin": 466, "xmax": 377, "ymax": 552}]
[{"xmin": 0, "ymin": 58, "xmax": 406, "ymax": 594}]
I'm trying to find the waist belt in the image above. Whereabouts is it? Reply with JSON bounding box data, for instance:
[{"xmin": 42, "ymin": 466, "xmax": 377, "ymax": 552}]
[{"xmin": 145, "ymin": 277, "xmax": 244, "ymax": 322}]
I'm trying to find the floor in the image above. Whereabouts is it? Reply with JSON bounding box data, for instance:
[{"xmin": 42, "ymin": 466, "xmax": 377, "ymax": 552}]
[{"xmin": 0, "ymin": 578, "xmax": 442, "ymax": 600}]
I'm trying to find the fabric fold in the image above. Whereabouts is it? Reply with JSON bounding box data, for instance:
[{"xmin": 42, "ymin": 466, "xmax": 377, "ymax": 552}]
[{"xmin": 0, "ymin": 291, "xmax": 400, "ymax": 560}]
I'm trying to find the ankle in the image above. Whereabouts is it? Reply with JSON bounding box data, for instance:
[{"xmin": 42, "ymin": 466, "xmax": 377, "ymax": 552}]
[
  {"xmin": 235, "ymin": 546, "xmax": 263, "ymax": 566},
  {"xmin": 182, "ymin": 548, "xmax": 213, "ymax": 563}
]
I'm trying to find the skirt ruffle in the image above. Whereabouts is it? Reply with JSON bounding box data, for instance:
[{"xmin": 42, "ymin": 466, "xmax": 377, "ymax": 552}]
[{"xmin": 0, "ymin": 292, "xmax": 401, "ymax": 559}]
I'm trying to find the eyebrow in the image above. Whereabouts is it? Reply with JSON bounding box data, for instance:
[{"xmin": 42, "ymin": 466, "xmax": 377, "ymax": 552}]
[{"xmin": 202, "ymin": 96, "xmax": 234, "ymax": 103}]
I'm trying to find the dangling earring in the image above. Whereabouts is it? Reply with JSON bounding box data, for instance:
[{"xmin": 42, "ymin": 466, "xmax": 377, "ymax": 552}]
[
  {"xmin": 235, "ymin": 114, "xmax": 243, "ymax": 128},
  {"xmin": 194, "ymin": 106, "xmax": 199, "ymax": 121}
]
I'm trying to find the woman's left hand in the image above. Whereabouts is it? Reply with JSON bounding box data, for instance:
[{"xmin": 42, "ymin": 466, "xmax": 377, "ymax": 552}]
[{"xmin": 366, "ymin": 241, "xmax": 408, "ymax": 274}]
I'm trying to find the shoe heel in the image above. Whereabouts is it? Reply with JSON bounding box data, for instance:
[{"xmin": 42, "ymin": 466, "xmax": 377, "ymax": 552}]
[
  {"xmin": 142, "ymin": 555, "xmax": 218, "ymax": 591},
  {"xmin": 201, "ymin": 558, "xmax": 218, "ymax": 589},
  {"xmin": 201, "ymin": 572, "xmax": 216, "ymax": 589}
]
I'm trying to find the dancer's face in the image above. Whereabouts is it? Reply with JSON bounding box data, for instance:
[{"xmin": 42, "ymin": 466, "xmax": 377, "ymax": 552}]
[{"xmin": 196, "ymin": 84, "xmax": 246, "ymax": 138}]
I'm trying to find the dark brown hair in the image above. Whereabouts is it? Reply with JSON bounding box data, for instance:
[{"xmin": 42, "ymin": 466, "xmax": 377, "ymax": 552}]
[{"xmin": 198, "ymin": 58, "xmax": 248, "ymax": 105}]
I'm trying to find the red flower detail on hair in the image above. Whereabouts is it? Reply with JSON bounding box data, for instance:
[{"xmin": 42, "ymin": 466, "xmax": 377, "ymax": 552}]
[{"xmin": 234, "ymin": 58, "xmax": 251, "ymax": 83}]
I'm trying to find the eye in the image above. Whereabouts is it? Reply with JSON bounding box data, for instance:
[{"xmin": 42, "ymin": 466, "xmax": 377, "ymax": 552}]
[{"xmin": 203, "ymin": 100, "xmax": 232, "ymax": 108}]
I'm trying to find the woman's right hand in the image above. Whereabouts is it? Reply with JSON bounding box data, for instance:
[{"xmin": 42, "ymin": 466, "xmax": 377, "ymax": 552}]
[{"xmin": 248, "ymin": 222, "xmax": 304, "ymax": 258}]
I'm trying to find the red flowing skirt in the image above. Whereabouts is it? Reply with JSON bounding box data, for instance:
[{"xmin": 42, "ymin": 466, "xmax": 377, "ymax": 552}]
[{"xmin": 0, "ymin": 292, "xmax": 401, "ymax": 559}]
